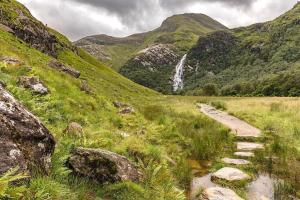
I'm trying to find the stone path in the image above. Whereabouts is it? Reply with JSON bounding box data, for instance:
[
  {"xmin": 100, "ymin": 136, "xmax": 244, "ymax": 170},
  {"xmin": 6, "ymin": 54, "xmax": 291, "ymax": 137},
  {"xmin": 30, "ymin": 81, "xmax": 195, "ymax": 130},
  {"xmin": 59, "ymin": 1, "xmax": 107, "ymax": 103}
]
[
  {"xmin": 190, "ymin": 104, "xmax": 272, "ymax": 200},
  {"xmin": 199, "ymin": 104, "xmax": 261, "ymax": 138}
]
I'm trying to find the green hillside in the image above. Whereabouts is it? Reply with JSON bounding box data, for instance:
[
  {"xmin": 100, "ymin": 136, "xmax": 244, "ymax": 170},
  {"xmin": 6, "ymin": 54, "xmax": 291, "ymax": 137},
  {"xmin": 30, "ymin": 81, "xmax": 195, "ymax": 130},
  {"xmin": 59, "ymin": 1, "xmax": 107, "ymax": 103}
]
[
  {"xmin": 184, "ymin": 3, "xmax": 300, "ymax": 96},
  {"xmin": 75, "ymin": 13, "xmax": 227, "ymax": 71},
  {"xmin": 0, "ymin": 1, "xmax": 235, "ymax": 199}
]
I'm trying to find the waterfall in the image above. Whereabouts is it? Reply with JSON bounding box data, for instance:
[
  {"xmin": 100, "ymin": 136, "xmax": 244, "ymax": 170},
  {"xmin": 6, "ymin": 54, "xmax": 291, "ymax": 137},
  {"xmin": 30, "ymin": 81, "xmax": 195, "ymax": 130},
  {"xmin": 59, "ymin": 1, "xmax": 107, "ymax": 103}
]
[{"xmin": 173, "ymin": 54, "xmax": 187, "ymax": 92}]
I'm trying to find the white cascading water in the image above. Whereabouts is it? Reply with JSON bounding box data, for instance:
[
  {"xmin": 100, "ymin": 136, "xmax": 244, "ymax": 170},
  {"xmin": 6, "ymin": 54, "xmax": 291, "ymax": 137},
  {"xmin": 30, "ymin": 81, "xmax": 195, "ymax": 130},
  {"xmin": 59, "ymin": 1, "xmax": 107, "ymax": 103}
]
[{"xmin": 173, "ymin": 54, "xmax": 187, "ymax": 92}]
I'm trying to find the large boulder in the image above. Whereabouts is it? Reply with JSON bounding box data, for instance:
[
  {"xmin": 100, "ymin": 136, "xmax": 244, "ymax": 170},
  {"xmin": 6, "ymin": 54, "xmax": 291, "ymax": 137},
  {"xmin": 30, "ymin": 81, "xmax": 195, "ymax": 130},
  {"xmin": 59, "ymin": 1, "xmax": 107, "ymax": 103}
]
[
  {"xmin": 17, "ymin": 76, "xmax": 49, "ymax": 95},
  {"xmin": 48, "ymin": 60, "xmax": 80, "ymax": 78},
  {"xmin": 0, "ymin": 85, "xmax": 55, "ymax": 175},
  {"xmin": 67, "ymin": 148, "xmax": 142, "ymax": 183}
]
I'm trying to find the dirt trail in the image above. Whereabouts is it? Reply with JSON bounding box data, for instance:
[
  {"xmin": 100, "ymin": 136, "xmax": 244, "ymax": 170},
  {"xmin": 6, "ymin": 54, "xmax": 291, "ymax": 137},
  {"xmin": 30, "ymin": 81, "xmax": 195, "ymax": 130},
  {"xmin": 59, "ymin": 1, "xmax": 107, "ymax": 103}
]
[{"xmin": 199, "ymin": 104, "xmax": 261, "ymax": 138}]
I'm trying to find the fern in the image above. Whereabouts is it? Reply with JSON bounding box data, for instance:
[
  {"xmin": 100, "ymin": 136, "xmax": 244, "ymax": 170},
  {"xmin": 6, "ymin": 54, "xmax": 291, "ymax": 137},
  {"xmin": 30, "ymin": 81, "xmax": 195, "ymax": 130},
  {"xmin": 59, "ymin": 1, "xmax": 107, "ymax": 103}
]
[{"xmin": 0, "ymin": 167, "xmax": 29, "ymax": 199}]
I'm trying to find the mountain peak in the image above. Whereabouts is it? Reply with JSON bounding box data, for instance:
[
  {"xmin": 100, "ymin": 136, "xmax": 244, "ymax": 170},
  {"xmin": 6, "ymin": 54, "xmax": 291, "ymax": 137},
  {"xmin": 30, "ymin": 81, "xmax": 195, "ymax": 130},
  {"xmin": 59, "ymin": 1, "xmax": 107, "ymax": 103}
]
[{"xmin": 157, "ymin": 13, "xmax": 227, "ymax": 32}]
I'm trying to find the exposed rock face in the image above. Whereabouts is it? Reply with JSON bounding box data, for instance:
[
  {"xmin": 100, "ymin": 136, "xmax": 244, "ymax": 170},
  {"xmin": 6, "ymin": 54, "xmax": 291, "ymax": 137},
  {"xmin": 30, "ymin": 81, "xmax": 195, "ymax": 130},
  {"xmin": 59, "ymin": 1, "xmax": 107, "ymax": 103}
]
[
  {"xmin": 132, "ymin": 44, "xmax": 179, "ymax": 68},
  {"xmin": 120, "ymin": 44, "xmax": 180, "ymax": 93},
  {"xmin": 201, "ymin": 187, "xmax": 244, "ymax": 200},
  {"xmin": 63, "ymin": 122, "xmax": 83, "ymax": 138},
  {"xmin": 211, "ymin": 167, "xmax": 250, "ymax": 182},
  {"xmin": 0, "ymin": 56, "xmax": 21, "ymax": 65},
  {"xmin": 80, "ymin": 80, "xmax": 91, "ymax": 93},
  {"xmin": 120, "ymin": 107, "xmax": 135, "ymax": 114},
  {"xmin": 113, "ymin": 101, "xmax": 128, "ymax": 108},
  {"xmin": 48, "ymin": 60, "xmax": 80, "ymax": 78},
  {"xmin": 76, "ymin": 44, "xmax": 111, "ymax": 61},
  {"xmin": 0, "ymin": 1, "xmax": 73, "ymax": 57},
  {"xmin": 67, "ymin": 148, "xmax": 142, "ymax": 183},
  {"xmin": 17, "ymin": 76, "xmax": 48, "ymax": 95},
  {"xmin": 0, "ymin": 85, "xmax": 55, "ymax": 175}
]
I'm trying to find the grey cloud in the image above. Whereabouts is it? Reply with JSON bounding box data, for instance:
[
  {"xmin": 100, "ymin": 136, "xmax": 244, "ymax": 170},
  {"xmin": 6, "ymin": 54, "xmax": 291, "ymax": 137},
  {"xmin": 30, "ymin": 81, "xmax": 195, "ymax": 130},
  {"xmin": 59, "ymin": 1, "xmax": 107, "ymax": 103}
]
[{"xmin": 18, "ymin": 0, "xmax": 298, "ymax": 41}]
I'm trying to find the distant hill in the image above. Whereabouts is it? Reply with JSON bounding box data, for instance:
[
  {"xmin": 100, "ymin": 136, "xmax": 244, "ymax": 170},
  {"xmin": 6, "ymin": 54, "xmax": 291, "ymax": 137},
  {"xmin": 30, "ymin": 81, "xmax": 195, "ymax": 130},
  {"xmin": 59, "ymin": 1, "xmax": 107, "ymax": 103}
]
[
  {"xmin": 74, "ymin": 13, "xmax": 227, "ymax": 71},
  {"xmin": 184, "ymin": 2, "xmax": 300, "ymax": 96}
]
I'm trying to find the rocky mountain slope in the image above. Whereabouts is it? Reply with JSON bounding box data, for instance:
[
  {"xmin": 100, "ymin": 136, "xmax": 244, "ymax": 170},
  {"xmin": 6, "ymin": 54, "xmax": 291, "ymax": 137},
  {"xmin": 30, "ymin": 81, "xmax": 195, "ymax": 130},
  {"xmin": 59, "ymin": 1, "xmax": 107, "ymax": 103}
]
[
  {"xmin": 183, "ymin": 2, "xmax": 300, "ymax": 96},
  {"xmin": 75, "ymin": 13, "xmax": 227, "ymax": 71},
  {"xmin": 119, "ymin": 2, "xmax": 300, "ymax": 96}
]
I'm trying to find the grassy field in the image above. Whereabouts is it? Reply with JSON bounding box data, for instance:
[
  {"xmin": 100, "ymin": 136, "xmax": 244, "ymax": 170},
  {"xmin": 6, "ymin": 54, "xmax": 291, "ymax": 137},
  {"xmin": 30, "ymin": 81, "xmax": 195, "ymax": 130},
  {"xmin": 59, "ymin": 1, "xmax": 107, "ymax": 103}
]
[{"xmin": 162, "ymin": 96, "xmax": 300, "ymax": 198}]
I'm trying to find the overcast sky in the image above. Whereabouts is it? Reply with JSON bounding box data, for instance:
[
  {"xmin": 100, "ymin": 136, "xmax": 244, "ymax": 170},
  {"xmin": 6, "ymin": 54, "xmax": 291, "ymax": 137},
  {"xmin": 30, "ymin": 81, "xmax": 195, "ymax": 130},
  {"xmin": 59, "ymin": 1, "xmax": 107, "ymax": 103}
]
[{"xmin": 17, "ymin": 0, "xmax": 297, "ymax": 41}]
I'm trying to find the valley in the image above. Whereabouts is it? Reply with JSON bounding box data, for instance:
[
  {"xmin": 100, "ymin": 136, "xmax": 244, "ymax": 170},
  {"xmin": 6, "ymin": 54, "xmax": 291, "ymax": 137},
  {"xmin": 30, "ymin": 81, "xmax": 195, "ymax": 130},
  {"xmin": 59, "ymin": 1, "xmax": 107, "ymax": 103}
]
[{"xmin": 0, "ymin": 0, "xmax": 299, "ymax": 200}]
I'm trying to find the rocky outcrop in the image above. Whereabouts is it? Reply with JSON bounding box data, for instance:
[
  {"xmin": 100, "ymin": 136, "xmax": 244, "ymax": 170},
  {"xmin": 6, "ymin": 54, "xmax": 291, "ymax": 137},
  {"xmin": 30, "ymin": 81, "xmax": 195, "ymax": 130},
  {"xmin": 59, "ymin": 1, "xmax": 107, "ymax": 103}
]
[
  {"xmin": 80, "ymin": 80, "xmax": 91, "ymax": 93},
  {"xmin": 67, "ymin": 148, "xmax": 142, "ymax": 183},
  {"xmin": 48, "ymin": 60, "xmax": 80, "ymax": 78},
  {"xmin": 0, "ymin": 1, "xmax": 73, "ymax": 57},
  {"xmin": 17, "ymin": 76, "xmax": 48, "ymax": 95},
  {"xmin": 119, "ymin": 44, "xmax": 180, "ymax": 93},
  {"xmin": 201, "ymin": 187, "xmax": 244, "ymax": 200},
  {"xmin": 63, "ymin": 122, "xmax": 83, "ymax": 138},
  {"xmin": 113, "ymin": 101, "xmax": 129, "ymax": 108},
  {"xmin": 0, "ymin": 85, "xmax": 55, "ymax": 175},
  {"xmin": 131, "ymin": 44, "xmax": 179, "ymax": 68},
  {"xmin": 0, "ymin": 56, "xmax": 21, "ymax": 65}
]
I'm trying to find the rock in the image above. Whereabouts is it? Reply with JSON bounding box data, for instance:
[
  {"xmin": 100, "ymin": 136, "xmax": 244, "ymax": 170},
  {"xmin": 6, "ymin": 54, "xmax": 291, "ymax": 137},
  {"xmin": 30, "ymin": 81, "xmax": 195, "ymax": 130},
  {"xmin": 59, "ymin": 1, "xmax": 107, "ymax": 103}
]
[
  {"xmin": 17, "ymin": 76, "xmax": 48, "ymax": 95},
  {"xmin": 222, "ymin": 158, "xmax": 251, "ymax": 165},
  {"xmin": 0, "ymin": 56, "xmax": 21, "ymax": 65},
  {"xmin": 201, "ymin": 187, "xmax": 244, "ymax": 200},
  {"xmin": 0, "ymin": 80, "xmax": 6, "ymax": 88},
  {"xmin": 120, "ymin": 107, "xmax": 135, "ymax": 114},
  {"xmin": 48, "ymin": 60, "xmax": 80, "ymax": 78},
  {"xmin": 0, "ymin": 23, "xmax": 14, "ymax": 33},
  {"xmin": 0, "ymin": 85, "xmax": 55, "ymax": 175},
  {"xmin": 80, "ymin": 80, "xmax": 91, "ymax": 93},
  {"xmin": 234, "ymin": 152, "xmax": 254, "ymax": 158},
  {"xmin": 211, "ymin": 167, "xmax": 250, "ymax": 182},
  {"xmin": 0, "ymin": 4, "xmax": 72, "ymax": 57},
  {"xmin": 67, "ymin": 147, "xmax": 142, "ymax": 183},
  {"xmin": 113, "ymin": 101, "xmax": 128, "ymax": 108},
  {"xmin": 63, "ymin": 122, "xmax": 83, "ymax": 137},
  {"xmin": 237, "ymin": 142, "xmax": 264, "ymax": 151}
]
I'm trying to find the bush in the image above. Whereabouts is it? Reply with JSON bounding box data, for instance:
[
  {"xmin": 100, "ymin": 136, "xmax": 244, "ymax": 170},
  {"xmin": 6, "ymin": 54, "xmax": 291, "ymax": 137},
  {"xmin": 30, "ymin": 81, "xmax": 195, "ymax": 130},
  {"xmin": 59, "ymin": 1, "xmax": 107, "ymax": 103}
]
[{"xmin": 202, "ymin": 84, "xmax": 219, "ymax": 96}]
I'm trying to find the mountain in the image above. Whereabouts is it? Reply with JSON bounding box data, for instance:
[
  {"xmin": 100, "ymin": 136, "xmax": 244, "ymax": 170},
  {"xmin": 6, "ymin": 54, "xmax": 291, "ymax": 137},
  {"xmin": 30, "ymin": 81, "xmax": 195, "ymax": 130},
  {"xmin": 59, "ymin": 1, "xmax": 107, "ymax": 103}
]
[
  {"xmin": 74, "ymin": 14, "xmax": 227, "ymax": 71},
  {"xmin": 0, "ymin": 1, "xmax": 233, "ymax": 199},
  {"xmin": 183, "ymin": 3, "xmax": 300, "ymax": 96}
]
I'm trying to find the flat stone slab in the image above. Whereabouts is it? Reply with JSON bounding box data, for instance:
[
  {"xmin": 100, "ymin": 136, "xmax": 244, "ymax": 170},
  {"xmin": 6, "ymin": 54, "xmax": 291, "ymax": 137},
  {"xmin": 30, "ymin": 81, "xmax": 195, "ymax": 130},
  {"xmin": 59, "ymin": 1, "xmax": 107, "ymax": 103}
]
[
  {"xmin": 247, "ymin": 174, "xmax": 275, "ymax": 200},
  {"xmin": 237, "ymin": 142, "xmax": 264, "ymax": 151},
  {"xmin": 212, "ymin": 167, "xmax": 251, "ymax": 182},
  {"xmin": 234, "ymin": 152, "xmax": 254, "ymax": 158},
  {"xmin": 222, "ymin": 158, "xmax": 251, "ymax": 165},
  {"xmin": 190, "ymin": 174, "xmax": 217, "ymax": 199},
  {"xmin": 201, "ymin": 187, "xmax": 244, "ymax": 200},
  {"xmin": 199, "ymin": 104, "xmax": 261, "ymax": 138}
]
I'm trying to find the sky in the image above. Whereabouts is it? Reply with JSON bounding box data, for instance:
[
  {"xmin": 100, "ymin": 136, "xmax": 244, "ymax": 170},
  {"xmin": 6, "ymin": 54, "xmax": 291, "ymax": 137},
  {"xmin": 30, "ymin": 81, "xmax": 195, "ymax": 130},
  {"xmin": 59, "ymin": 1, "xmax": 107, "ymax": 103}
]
[{"xmin": 17, "ymin": 0, "xmax": 298, "ymax": 41}]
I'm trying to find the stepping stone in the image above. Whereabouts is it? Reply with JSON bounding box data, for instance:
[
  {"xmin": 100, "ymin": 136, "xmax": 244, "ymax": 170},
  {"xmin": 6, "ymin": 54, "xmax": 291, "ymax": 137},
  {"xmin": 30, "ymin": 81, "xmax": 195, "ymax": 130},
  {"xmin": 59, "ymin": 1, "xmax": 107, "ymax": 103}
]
[
  {"xmin": 234, "ymin": 152, "xmax": 254, "ymax": 158},
  {"xmin": 222, "ymin": 158, "xmax": 251, "ymax": 165},
  {"xmin": 201, "ymin": 187, "xmax": 244, "ymax": 200},
  {"xmin": 237, "ymin": 142, "xmax": 264, "ymax": 151},
  {"xmin": 212, "ymin": 167, "xmax": 251, "ymax": 182}
]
